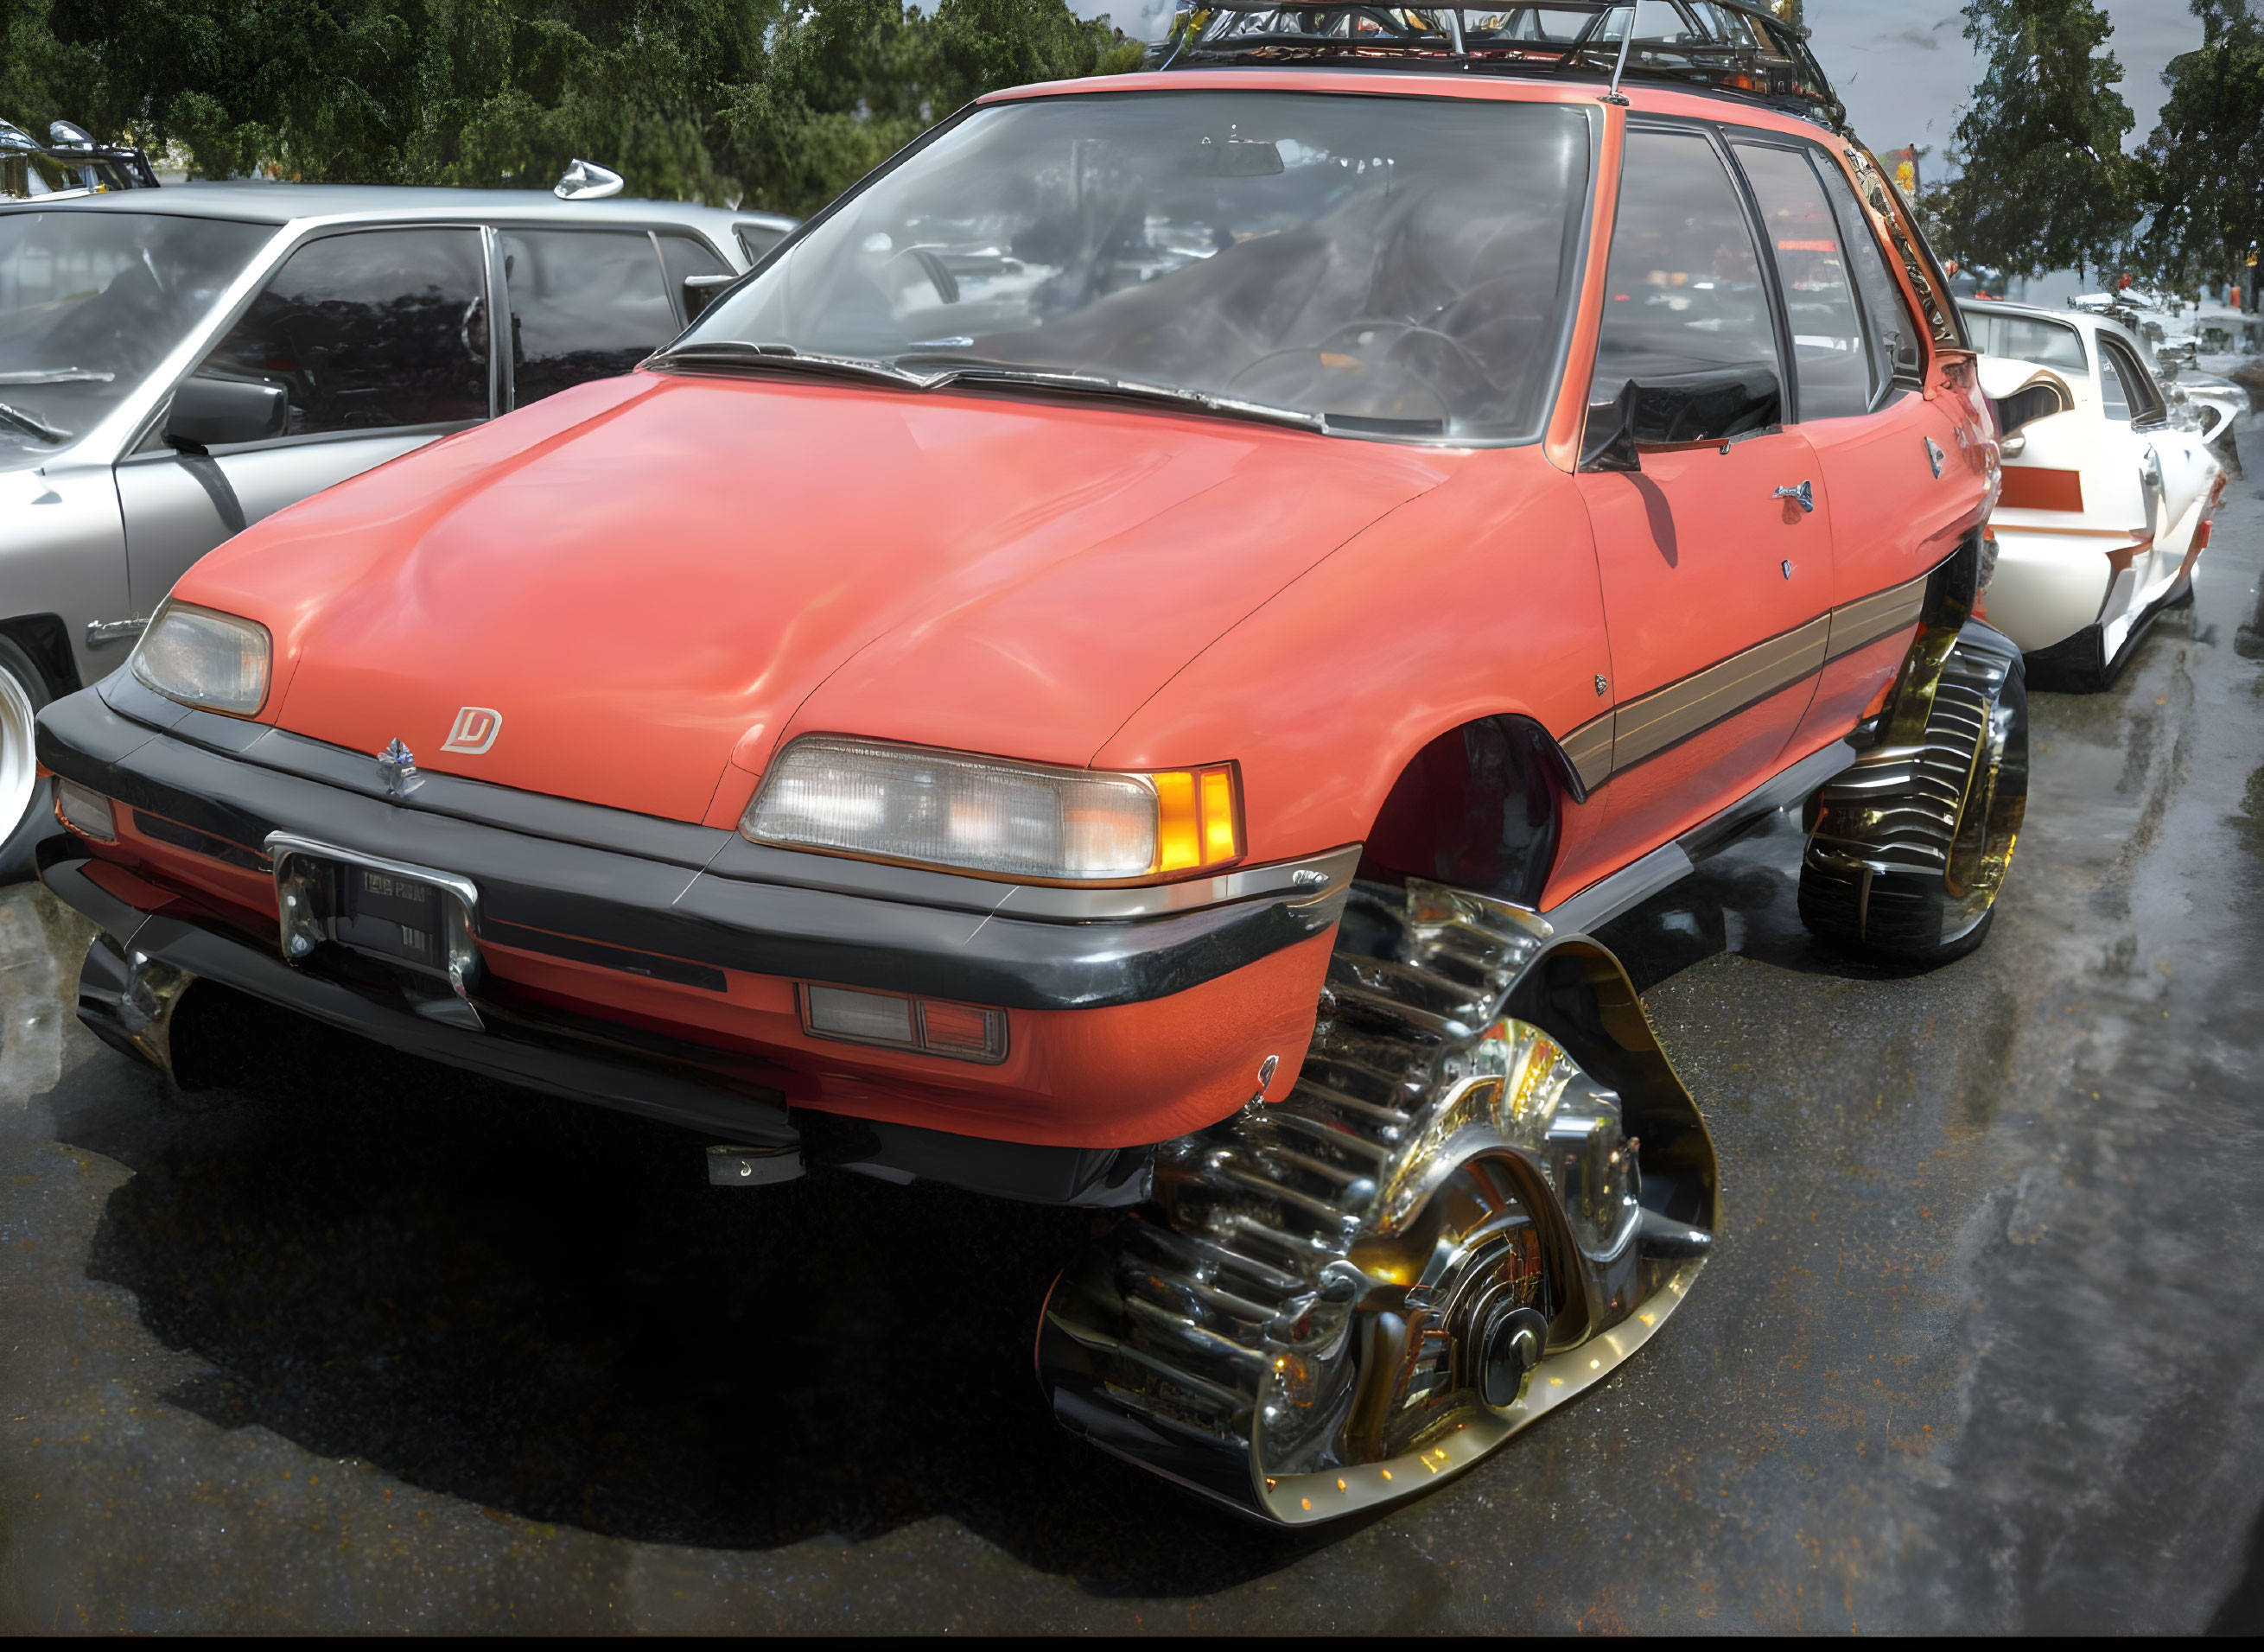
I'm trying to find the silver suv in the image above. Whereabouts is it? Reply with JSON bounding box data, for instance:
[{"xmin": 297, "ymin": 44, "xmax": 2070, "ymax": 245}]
[{"xmin": 1, "ymin": 181, "xmax": 791, "ymax": 874}]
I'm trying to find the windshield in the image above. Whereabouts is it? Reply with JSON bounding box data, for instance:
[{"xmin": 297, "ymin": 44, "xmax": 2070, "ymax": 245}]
[
  {"xmin": 0, "ymin": 210, "xmax": 272, "ymax": 449},
  {"xmin": 680, "ymin": 92, "xmax": 1593, "ymax": 442}
]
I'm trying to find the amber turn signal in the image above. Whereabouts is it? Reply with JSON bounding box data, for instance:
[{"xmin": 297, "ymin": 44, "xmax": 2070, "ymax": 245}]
[{"xmin": 1149, "ymin": 762, "xmax": 1243, "ymax": 875}]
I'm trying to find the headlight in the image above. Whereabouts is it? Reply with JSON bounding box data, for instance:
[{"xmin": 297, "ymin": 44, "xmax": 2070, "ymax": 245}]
[
  {"xmin": 744, "ymin": 738, "xmax": 1243, "ymax": 882},
  {"xmin": 130, "ymin": 602, "xmax": 270, "ymax": 715}
]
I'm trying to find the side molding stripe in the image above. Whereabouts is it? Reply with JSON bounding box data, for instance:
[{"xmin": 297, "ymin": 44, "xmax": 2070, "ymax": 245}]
[{"xmin": 1560, "ymin": 569, "xmax": 1934, "ymax": 791}]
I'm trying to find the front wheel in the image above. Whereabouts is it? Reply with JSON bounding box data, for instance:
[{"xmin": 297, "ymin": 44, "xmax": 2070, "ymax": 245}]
[
  {"xmin": 1798, "ymin": 620, "xmax": 2028, "ymax": 965},
  {"xmin": 0, "ymin": 636, "xmax": 54, "ymax": 884}
]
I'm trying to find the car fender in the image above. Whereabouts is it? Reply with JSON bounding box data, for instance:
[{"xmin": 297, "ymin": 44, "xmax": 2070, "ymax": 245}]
[{"xmin": 1091, "ymin": 455, "xmax": 1609, "ymax": 867}]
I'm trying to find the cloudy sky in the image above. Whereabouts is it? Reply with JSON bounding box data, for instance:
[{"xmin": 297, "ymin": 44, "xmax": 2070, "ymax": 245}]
[{"xmin": 1072, "ymin": 0, "xmax": 2208, "ymax": 171}]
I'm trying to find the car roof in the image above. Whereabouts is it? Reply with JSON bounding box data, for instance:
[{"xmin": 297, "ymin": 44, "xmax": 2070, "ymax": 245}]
[
  {"xmin": 0, "ymin": 179, "xmax": 792, "ymax": 235},
  {"xmin": 992, "ymin": 66, "xmax": 1840, "ymax": 144}
]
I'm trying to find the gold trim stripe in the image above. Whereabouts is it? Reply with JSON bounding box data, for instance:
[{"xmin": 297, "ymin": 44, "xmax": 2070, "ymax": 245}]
[
  {"xmin": 1562, "ymin": 569, "xmax": 1934, "ymax": 789},
  {"xmin": 1612, "ymin": 617, "xmax": 1831, "ymax": 770},
  {"xmin": 1825, "ymin": 569, "xmax": 1930, "ymax": 660}
]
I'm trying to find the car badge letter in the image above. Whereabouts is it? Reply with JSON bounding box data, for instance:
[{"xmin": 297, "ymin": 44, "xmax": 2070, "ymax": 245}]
[
  {"xmin": 442, "ymin": 706, "xmax": 504, "ymax": 756},
  {"xmin": 377, "ymin": 738, "xmax": 419, "ymax": 798}
]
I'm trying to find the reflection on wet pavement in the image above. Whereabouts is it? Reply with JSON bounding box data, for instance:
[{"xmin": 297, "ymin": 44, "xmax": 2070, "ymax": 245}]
[{"xmin": 4, "ymin": 432, "xmax": 2264, "ymax": 1631}]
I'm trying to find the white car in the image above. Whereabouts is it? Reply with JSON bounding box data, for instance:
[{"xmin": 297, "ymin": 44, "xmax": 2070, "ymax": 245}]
[{"xmin": 1963, "ymin": 299, "xmax": 2228, "ymax": 690}]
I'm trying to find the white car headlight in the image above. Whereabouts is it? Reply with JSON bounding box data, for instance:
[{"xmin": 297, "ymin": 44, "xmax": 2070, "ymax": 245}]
[
  {"xmin": 743, "ymin": 738, "xmax": 1243, "ymax": 883},
  {"xmin": 131, "ymin": 602, "xmax": 271, "ymax": 715}
]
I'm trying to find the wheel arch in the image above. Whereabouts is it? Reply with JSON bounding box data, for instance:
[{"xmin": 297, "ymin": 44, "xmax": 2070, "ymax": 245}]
[
  {"xmin": 1355, "ymin": 711, "xmax": 1587, "ymax": 909},
  {"xmin": 0, "ymin": 613, "xmax": 82, "ymax": 698}
]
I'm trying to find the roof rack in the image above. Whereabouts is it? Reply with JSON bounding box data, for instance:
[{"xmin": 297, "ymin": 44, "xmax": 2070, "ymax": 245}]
[{"xmin": 1154, "ymin": 2, "xmax": 1844, "ymax": 130}]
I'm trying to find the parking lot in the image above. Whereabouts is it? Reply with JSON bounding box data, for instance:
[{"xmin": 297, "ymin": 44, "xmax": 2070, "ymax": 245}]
[{"xmin": 2, "ymin": 413, "xmax": 2261, "ymax": 1633}]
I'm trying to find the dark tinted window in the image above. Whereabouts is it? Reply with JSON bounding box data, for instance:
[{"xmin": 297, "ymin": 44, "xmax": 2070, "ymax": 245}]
[
  {"xmin": 657, "ymin": 233, "xmax": 729, "ymax": 325},
  {"xmin": 1816, "ymin": 157, "xmax": 1923, "ymax": 397},
  {"xmin": 503, "ymin": 229, "xmax": 676, "ymax": 406},
  {"xmin": 1589, "ymin": 129, "xmax": 1777, "ymax": 402},
  {"xmin": 197, "ymin": 228, "xmax": 488, "ymax": 436},
  {"xmin": 1733, "ymin": 142, "xmax": 1868, "ymax": 421}
]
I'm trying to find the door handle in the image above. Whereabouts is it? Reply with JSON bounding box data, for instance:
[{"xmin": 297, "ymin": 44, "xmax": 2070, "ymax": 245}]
[{"xmin": 1773, "ymin": 480, "xmax": 1815, "ymax": 513}]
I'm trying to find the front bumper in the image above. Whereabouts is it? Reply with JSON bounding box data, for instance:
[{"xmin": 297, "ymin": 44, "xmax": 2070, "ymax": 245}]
[{"xmin": 35, "ymin": 675, "xmax": 1351, "ymax": 1179}]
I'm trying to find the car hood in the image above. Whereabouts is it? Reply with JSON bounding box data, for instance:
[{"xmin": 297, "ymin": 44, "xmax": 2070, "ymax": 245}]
[{"xmin": 184, "ymin": 372, "xmax": 1447, "ymax": 823}]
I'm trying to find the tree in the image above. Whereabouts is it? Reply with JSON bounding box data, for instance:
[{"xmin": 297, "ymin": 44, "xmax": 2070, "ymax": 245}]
[
  {"xmin": 1936, "ymin": 0, "xmax": 2140, "ymax": 280},
  {"xmin": 3, "ymin": 1, "xmax": 1141, "ymax": 209},
  {"xmin": 2132, "ymin": 1, "xmax": 2264, "ymax": 302}
]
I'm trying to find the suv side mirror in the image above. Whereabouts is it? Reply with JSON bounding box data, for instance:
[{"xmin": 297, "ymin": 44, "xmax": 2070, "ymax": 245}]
[
  {"xmin": 1580, "ymin": 369, "xmax": 1784, "ymax": 473},
  {"xmin": 167, "ymin": 376, "xmax": 288, "ymax": 450},
  {"xmin": 682, "ymin": 273, "xmax": 738, "ymax": 321}
]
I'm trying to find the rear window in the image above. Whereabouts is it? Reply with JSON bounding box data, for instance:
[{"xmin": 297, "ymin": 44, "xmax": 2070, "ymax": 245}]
[{"xmin": 1962, "ymin": 306, "xmax": 2088, "ymax": 374}]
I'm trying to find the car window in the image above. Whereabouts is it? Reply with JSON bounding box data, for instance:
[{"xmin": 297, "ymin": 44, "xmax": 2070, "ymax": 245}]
[
  {"xmin": 502, "ymin": 229, "xmax": 678, "ymax": 406},
  {"xmin": 195, "ymin": 227, "xmax": 488, "ymax": 437},
  {"xmin": 1589, "ymin": 128, "xmax": 1778, "ymax": 405},
  {"xmin": 656, "ymin": 233, "xmax": 730, "ymax": 324},
  {"xmin": 2097, "ymin": 346, "xmax": 2129, "ymax": 418},
  {"xmin": 0, "ymin": 210, "xmax": 269, "ymax": 450},
  {"xmin": 1811, "ymin": 153, "xmax": 1923, "ymax": 402},
  {"xmin": 1962, "ymin": 307, "xmax": 2089, "ymax": 375},
  {"xmin": 735, "ymin": 223, "xmax": 785, "ymax": 264},
  {"xmin": 1732, "ymin": 141, "xmax": 1867, "ymax": 420},
  {"xmin": 2098, "ymin": 334, "xmax": 2163, "ymax": 423}
]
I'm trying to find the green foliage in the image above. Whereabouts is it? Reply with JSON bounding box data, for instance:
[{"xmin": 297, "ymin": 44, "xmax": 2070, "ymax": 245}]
[
  {"xmin": 2132, "ymin": 1, "xmax": 2264, "ymax": 292},
  {"xmin": 1937, "ymin": 0, "xmax": 2140, "ymax": 280},
  {"xmin": 0, "ymin": 1, "xmax": 1143, "ymax": 209}
]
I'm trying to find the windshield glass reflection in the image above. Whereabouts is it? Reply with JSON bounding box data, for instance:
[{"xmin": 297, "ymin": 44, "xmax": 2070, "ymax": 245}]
[
  {"xmin": 0, "ymin": 211, "xmax": 272, "ymax": 450},
  {"xmin": 682, "ymin": 92, "xmax": 1592, "ymax": 442}
]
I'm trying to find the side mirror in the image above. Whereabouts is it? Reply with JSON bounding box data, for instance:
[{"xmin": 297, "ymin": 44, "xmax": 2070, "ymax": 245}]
[
  {"xmin": 682, "ymin": 273, "xmax": 738, "ymax": 321},
  {"xmin": 1580, "ymin": 368, "xmax": 1784, "ymax": 472},
  {"xmin": 167, "ymin": 376, "xmax": 288, "ymax": 450}
]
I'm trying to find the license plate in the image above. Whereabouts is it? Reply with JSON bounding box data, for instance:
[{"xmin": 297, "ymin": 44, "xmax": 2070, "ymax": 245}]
[
  {"xmin": 334, "ymin": 863, "xmax": 447, "ymax": 969},
  {"xmin": 269, "ymin": 836, "xmax": 480, "ymax": 982}
]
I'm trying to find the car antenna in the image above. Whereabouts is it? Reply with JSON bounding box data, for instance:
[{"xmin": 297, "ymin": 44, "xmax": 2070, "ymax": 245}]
[{"xmin": 1602, "ymin": 1, "xmax": 1637, "ymax": 105}]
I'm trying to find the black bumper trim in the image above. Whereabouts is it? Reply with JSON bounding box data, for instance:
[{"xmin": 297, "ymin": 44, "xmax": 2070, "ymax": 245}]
[
  {"xmin": 52, "ymin": 848, "xmax": 1157, "ymax": 1206},
  {"xmin": 37, "ymin": 686, "xmax": 1345, "ymax": 1011}
]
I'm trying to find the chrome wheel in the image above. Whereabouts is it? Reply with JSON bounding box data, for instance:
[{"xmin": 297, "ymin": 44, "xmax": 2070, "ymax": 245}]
[
  {"xmin": 1801, "ymin": 620, "xmax": 2027, "ymax": 961},
  {"xmin": 1039, "ymin": 880, "xmax": 1718, "ymax": 1523},
  {"xmin": 0, "ymin": 656, "xmax": 39, "ymax": 848}
]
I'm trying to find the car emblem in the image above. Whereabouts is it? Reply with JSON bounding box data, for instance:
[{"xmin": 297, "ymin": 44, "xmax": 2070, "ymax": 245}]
[
  {"xmin": 442, "ymin": 706, "xmax": 504, "ymax": 755},
  {"xmin": 377, "ymin": 738, "xmax": 419, "ymax": 798},
  {"xmin": 1924, "ymin": 436, "xmax": 1946, "ymax": 479}
]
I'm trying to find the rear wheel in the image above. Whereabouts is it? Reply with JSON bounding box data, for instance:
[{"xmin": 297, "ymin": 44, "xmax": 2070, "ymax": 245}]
[
  {"xmin": 0, "ymin": 636, "xmax": 54, "ymax": 884},
  {"xmin": 1799, "ymin": 620, "xmax": 2027, "ymax": 964}
]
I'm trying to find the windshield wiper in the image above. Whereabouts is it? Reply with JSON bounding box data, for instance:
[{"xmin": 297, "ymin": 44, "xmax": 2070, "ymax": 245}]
[
  {"xmin": 0, "ymin": 401, "xmax": 69, "ymax": 443},
  {"xmin": 645, "ymin": 340, "xmax": 919, "ymax": 387},
  {"xmin": 652, "ymin": 341, "xmax": 1326, "ymax": 433},
  {"xmin": 0, "ymin": 367, "xmax": 113, "ymax": 386},
  {"xmin": 893, "ymin": 358, "xmax": 1325, "ymax": 433}
]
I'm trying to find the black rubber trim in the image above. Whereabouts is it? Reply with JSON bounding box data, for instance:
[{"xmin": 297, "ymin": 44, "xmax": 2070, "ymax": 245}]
[{"xmin": 38, "ymin": 686, "xmax": 1345, "ymax": 1011}]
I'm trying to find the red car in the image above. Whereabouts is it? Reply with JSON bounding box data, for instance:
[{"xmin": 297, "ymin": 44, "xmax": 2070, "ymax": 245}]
[{"xmin": 36, "ymin": 3, "xmax": 2023, "ymax": 1523}]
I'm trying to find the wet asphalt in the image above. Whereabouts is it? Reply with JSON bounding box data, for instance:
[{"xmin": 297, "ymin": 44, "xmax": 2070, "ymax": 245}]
[{"xmin": 4, "ymin": 418, "xmax": 2264, "ymax": 1634}]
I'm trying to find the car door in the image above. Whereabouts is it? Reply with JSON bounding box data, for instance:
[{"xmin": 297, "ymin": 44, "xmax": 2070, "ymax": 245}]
[
  {"xmin": 2095, "ymin": 328, "xmax": 2213, "ymax": 603},
  {"xmin": 1727, "ymin": 135, "xmax": 1978, "ymax": 755},
  {"xmin": 499, "ymin": 228, "xmax": 712, "ymax": 408},
  {"xmin": 113, "ymin": 225, "xmax": 493, "ymax": 619},
  {"xmin": 1574, "ymin": 122, "xmax": 1834, "ymax": 865}
]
